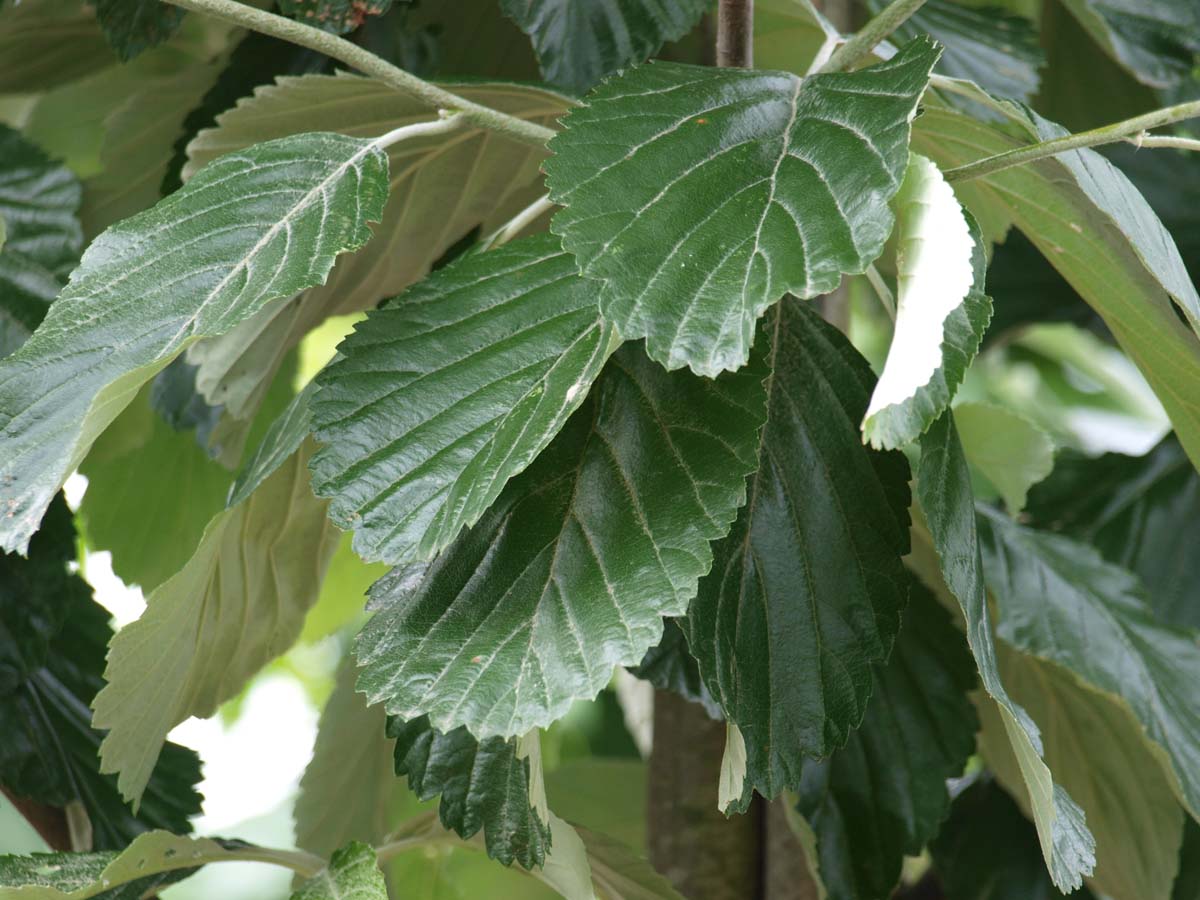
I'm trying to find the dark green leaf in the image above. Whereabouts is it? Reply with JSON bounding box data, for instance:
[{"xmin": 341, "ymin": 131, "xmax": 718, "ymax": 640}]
[
  {"xmin": 93, "ymin": 0, "xmax": 185, "ymax": 61},
  {"xmin": 796, "ymin": 583, "xmax": 978, "ymax": 900},
  {"xmin": 0, "ymin": 497, "xmax": 202, "ymax": 850},
  {"xmin": 310, "ymin": 233, "xmax": 619, "ymax": 566},
  {"xmin": 1175, "ymin": 818, "xmax": 1200, "ymax": 900},
  {"xmin": 628, "ymin": 619, "xmax": 721, "ymax": 720},
  {"xmin": 979, "ymin": 505, "xmax": 1200, "ymax": 827},
  {"xmin": 685, "ymin": 298, "xmax": 912, "ymax": 807},
  {"xmin": 0, "ymin": 131, "xmax": 389, "ymax": 555},
  {"xmin": 290, "ymin": 842, "xmax": 387, "ymax": 900},
  {"xmin": 356, "ymin": 341, "xmax": 768, "ymax": 738},
  {"xmin": 915, "ymin": 413, "xmax": 1094, "ymax": 891},
  {"xmin": 931, "ymin": 778, "xmax": 1097, "ymax": 900},
  {"xmin": 389, "ymin": 716, "xmax": 550, "ymax": 868},
  {"xmin": 545, "ymin": 38, "xmax": 939, "ymax": 377},
  {"xmin": 1059, "ymin": 0, "xmax": 1200, "ymax": 88},
  {"xmin": 1025, "ymin": 436, "xmax": 1200, "ymax": 629},
  {"xmin": 278, "ymin": 0, "xmax": 393, "ymax": 35},
  {"xmin": 0, "ymin": 125, "xmax": 81, "ymax": 361},
  {"xmin": 499, "ymin": 0, "xmax": 708, "ymax": 94}
]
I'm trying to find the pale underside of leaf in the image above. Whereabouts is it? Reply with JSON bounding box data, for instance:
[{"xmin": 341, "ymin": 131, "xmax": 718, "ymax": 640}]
[
  {"xmin": 310, "ymin": 233, "xmax": 619, "ymax": 567},
  {"xmin": 355, "ymin": 342, "xmax": 768, "ymax": 739},
  {"xmin": 0, "ymin": 131, "xmax": 388, "ymax": 554},
  {"xmin": 545, "ymin": 38, "xmax": 940, "ymax": 377}
]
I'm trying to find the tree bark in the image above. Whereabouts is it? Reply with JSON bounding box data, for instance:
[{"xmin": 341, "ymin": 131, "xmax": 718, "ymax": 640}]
[{"xmin": 648, "ymin": 690, "xmax": 763, "ymax": 900}]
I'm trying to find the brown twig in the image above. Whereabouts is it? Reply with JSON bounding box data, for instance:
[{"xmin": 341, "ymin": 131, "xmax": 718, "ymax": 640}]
[{"xmin": 716, "ymin": 0, "xmax": 754, "ymax": 68}]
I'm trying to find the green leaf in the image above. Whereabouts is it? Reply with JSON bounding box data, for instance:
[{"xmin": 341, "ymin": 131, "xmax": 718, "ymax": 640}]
[
  {"xmin": 182, "ymin": 74, "xmax": 566, "ymax": 434},
  {"xmin": 499, "ymin": 0, "xmax": 708, "ymax": 94},
  {"xmin": 862, "ymin": 155, "xmax": 991, "ymax": 449},
  {"xmin": 685, "ymin": 299, "xmax": 912, "ymax": 808},
  {"xmin": 93, "ymin": 392, "xmax": 340, "ymax": 805},
  {"xmin": 311, "ymin": 233, "xmax": 618, "ymax": 566},
  {"xmin": 278, "ymin": 0, "xmax": 393, "ymax": 34},
  {"xmin": 954, "ymin": 403, "xmax": 1055, "ymax": 514},
  {"xmin": 931, "ymin": 778, "xmax": 1098, "ymax": 900},
  {"xmin": 0, "ymin": 496, "xmax": 203, "ymax": 850},
  {"xmin": 356, "ymin": 341, "xmax": 768, "ymax": 738},
  {"xmin": 0, "ymin": 0, "xmax": 114, "ymax": 93},
  {"xmin": 290, "ymin": 842, "xmax": 387, "ymax": 900},
  {"xmin": 0, "ymin": 831, "xmax": 303, "ymax": 899},
  {"xmin": 566, "ymin": 824, "xmax": 683, "ymax": 900},
  {"xmin": 1058, "ymin": 0, "xmax": 1199, "ymax": 88},
  {"xmin": 0, "ymin": 125, "xmax": 82, "ymax": 362},
  {"xmin": 93, "ymin": 0, "xmax": 184, "ymax": 61},
  {"xmin": 753, "ymin": 0, "xmax": 840, "ymax": 74},
  {"xmin": 915, "ymin": 413, "xmax": 1095, "ymax": 891},
  {"xmin": 294, "ymin": 659, "xmax": 407, "ymax": 860},
  {"xmin": 795, "ymin": 583, "xmax": 979, "ymax": 900},
  {"xmin": 389, "ymin": 717, "xmax": 550, "ymax": 867},
  {"xmin": 869, "ymin": 0, "xmax": 1045, "ymax": 101},
  {"xmin": 914, "ymin": 90, "xmax": 1200, "ymax": 473},
  {"xmin": 978, "ymin": 506, "xmax": 1200, "ymax": 829},
  {"xmin": 628, "ymin": 619, "xmax": 720, "ymax": 720},
  {"xmin": 1025, "ymin": 436, "xmax": 1200, "ymax": 629},
  {"xmin": 545, "ymin": 38, "xmax": 940, "ymax": 377},
  {"xmin": 0, "ymin": 130, "xmax": 389, "ymax": 555},
  {"xmin": 976, "ymin": 646, "xmax": 1184, "ymax": 900}
]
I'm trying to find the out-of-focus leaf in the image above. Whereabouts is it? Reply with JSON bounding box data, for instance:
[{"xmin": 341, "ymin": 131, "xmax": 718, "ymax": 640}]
[
  {"xmin": 954, "ymin": 403, "xmax": 1055, "ymax": 514},
  {"xmin": 93, "ymin": 0, "xmax": 185, "ymax": 61},
  {"xmin": 0, "ymin": 0, "xmax": 114, "ymax": 93},
  {"xmin": 1059, "ymin": 0, "xmax": 1200, "ymax": 89}
]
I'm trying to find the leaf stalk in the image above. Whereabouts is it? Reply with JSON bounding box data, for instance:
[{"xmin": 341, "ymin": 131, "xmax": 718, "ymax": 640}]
[{"xmin": 820, "ymin": 0, "xmax": 928, "ymax": 73}]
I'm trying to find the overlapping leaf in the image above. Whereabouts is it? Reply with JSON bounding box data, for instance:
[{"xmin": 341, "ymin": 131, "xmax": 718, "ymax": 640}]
[
  {"xmin": 1059, "ymin": 0, "xmax": 1199, "ymax": 89},
  {"xmin": 685, "ymin": 299, "xmax": 912, "ymax": 808},
  {"xmin": 499, "ymin": 0, "xmax": 708, "ymax": 94},
  {"xmin": 0, "ymin": 126, "xmax": 82, "ymax": 361},
  {"xmin": 0, "ymin": 131, "xmax": 389, "ymax": 554},
  {"xmin": 1025, "ymin": 436, "xmax": 1200, "ymax": 628},
  {"xmin": 0, "ymin": 0, "xmax": 114, "ymax": 93},
  {"xmin": 545, "ymin": 38, "xmax": 940, "ymax": 377},
  {"xmin": 628, "ymin": 619, "xmax": 720, "ymax": 719},
  {"xmin": 389, "ymin": 716, "xmax": 550, "ymax": 867},
  {"xmin": 979, "ymin": 507, "xmax": 1200, "ymax": 827},
  {"xmin": 290, "ymin": 842, "xmax": 387, "ymax": 900},
  {"xmin": 914, "ymin": 87, "xmax": 1200, "ymax": 472},
  {"xmin": 355, "ymin": 341, "xmax": 768, "ymax": 738},
  {"xmin": 862, "ymin": 154, "xmax": 991, "ymax": 449},
  {"xmin": 93, "ymin": 392, "xmax": 340, "ymax": 805},
  {"xmin": 796, "ymin": 584, "xmax": 978, "ymax": 900},
  {"xmin": 0, "ymin": 497, "xmax": 203, "ymax": 850},
  {"xmin": 955, "ymin": 403, "xmax": 1055, "ymax": 514},
  {"xmin": 310, "ymin": 233, "xmax": 619, "ymax": 566},
  {"xmin": 93, "ymin": 0, "xmax": 184, "ymax": 60},
  {"xmin": 182, "ymin": 74, "xmax": 567, "ymax": 434},
  {"xmin": 915, "ymin": 413, "xmax": 1095, "ymax": 891}
]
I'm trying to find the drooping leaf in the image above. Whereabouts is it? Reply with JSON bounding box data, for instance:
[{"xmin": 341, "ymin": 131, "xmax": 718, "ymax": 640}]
[
  {"xmin": 290, "ymin": 842, "xmax": 387, "ymax": 900},
  {"xmin": 868, "ymin": 0, "xmax": 1045, "ymax": 101},
  {"xmin": 0, "ymin": 125, "xmax": 82, "ymax": 361},
  {"xmin": 389, "ymin": 716, "xmax": 550, "ymax": 868},
  {"xmin": 181, "ymin": 74, "xmax": 566, "ymax": 436},
  {"xmin": 0, "ymin": 0, "xmax": 114, "ymax": 93},
  {"xmin": 862, "ymin": 155, "xmax": 991, "ymax": 449},
  {"xmin": 311, "ymin": 233, "xmax": 618, "ymax": 566},
  {"xmin": 278, "ymin": 0, "xmax": 393, "ymax": 34},
  {"xmin": 0, "ymin": 130, "xmax": 389, "ymax": 555},
  {"xmin": 914, "ymin": 87, "xmax": 1200, "ymax": 473},
  {"xmin": 0, "ymin": 831, "xmax": 286, "ymax": 899},
  {"xmin": 915, "ymin": 413, "xmax": 1095, "ymax": 891},
  {"xmin": 1058, "ymin": 0, "xmax": 1200, "ymax": 89},
  {"xmin": 1025, "ymin": 436, "xmax": 1200, "ymax": 629},
  {"xmin": 685, "ymin": 298, "xmax": 912, "ymax": 808},
  {"xmin": 628, "ymin": 619, "xmax": 720, "ymax": 720},
  {"xmin": 978, "ymin": 506, "xmax": 1200, "ymax": 828},
  {"xmin": 93, "ymin": 0, "xmax": 184, "ymax": 60},
  {"xmin": 931, "ymin": 778, "xmax": 1098, "ymax": 900},
  {"xmin": 294, "ymin": 659, "xmax": 406, "ymax": 860},
  {"xmin": 0, "ymin": 497, "xmax": 203, "ymax": 850},
  {"xmin": 795, "ymin": 582, "xmax": 978, "ymax": 900},
  {"xmin": 93, "ymin": 392, "xmax": 340, "ymax": 805},
  {"xmin": 954, "ymin": 403, "xmax": 1055, "ymax": 514},
  {"xmin": 356, "ymin": 340, "xmax": 768, "ymax": 739},
  {"xmin": 545, "ymin": 38, "xmax": 940, "ymax": 377},
  {"xmin": 976, "ymin": 644, "xmax": 1184, "ymax": 900},
  {"xmin": 499, "ymin": 0, "xmax": 708, "ymax": 94}
]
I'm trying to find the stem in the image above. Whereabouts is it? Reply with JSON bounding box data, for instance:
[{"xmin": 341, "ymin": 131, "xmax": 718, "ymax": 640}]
[
  {"xmin": 374, "ymin": 114, "xmax": 466, "ymax": 149},
  {"xmin": 865, "ymin": 265, "xmax": 896, "ymax": 321},
  {"xmin": 717, "ymin": 0, "xmax": 754, "ymax": 68},
  {"xmin": 820, "ymin": 0, "xmax": 927, "ymax": 73},
  {"xmin": 159, "ymin": 0, "xmax": 557, "ymax": 149},
  {"xmin": 944, "ymin": 100, "xmax": 1200, "ymax": 182},
  {"xmin": 1127, "ymin": 133, "xmax": 1200, "ymax": 152}
]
